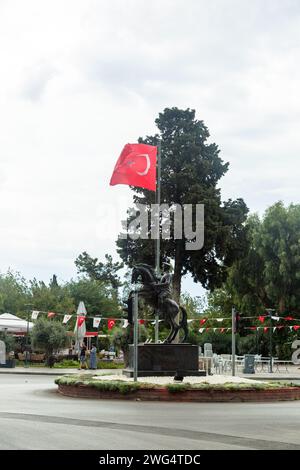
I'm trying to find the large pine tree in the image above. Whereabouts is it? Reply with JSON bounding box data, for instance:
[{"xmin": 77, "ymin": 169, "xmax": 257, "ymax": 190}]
[{"xmin": 116, "ymin": 107, "xmax": 248, "ymax": 300}]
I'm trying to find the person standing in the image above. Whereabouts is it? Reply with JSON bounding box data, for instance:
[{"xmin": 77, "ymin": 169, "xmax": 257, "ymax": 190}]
[
  {"xmin": 89, "ymin": 344, "xmax": 97, "ymax": 370},
  {"xmin": 79, "ymin": 343, "xmax": 87, "ymax": 370}
]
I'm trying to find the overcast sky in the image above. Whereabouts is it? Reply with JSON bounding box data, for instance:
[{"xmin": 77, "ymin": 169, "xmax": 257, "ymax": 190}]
[{"xmin": 1, "ymin": 0, "xmax": 300, "ymax": 295}]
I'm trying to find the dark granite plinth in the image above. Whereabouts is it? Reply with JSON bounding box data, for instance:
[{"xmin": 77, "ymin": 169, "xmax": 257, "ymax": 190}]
[{"xmin": 123, "ymin": 343, "xmax": 206, "ymax": 377}]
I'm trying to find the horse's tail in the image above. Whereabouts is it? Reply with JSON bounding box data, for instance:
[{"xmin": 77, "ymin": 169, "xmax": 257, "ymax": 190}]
[{"xmin": 179, "ymin": 305, "xmax": 188, "ymax": 343}]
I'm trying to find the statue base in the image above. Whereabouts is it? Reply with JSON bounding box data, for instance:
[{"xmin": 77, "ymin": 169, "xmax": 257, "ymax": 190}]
[{"xmin": 123, "ymin": 343, "xmax": 206, "ymax": 377}]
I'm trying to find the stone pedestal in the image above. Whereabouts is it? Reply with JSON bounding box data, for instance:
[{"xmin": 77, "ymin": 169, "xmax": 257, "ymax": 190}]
[{"xmin": 123, "ymin": 343, "xmax": 206, "ymax": 377}]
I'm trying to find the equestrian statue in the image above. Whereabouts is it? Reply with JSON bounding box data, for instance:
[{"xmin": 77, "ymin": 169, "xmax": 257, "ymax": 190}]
[{"xmin": 125, "ymin": 263, "xmax": 188, "ymax": 343}]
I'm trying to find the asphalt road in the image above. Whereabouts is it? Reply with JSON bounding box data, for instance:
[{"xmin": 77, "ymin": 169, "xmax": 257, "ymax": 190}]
[{"xmin": 1, "ymin": 374, "xmax": 300, "ymax": 450}]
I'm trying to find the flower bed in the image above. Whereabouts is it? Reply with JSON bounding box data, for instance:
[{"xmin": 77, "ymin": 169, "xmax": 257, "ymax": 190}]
[{"xmin": 55, "ymin": 375, "xmax": 300, "ymax": 402}]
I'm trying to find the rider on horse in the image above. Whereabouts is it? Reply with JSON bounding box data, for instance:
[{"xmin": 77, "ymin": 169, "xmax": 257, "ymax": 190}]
[{"xmin": 127, "ymin": 262, "xmax": 188, "ymax": 343}]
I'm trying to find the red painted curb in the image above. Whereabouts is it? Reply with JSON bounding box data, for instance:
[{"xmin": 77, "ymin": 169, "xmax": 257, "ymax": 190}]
[{"xmin": 57, "ymin": 384, "xmax": 300, "ymax": 402}]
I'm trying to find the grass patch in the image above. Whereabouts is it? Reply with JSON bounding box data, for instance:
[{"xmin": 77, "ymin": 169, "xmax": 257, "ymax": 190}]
[
  {"xmin": 55, "ymin": 375, "xmax": 141, "ymax": 394},
  {"xmin": 167, "ymin": 381, "xmax": 293, "ymax": 392},
  {"xmin": 53, "ymin": 360, "xmax": 124, "ymax": 369},
  {"xmin": 98, "ymin": 361, "xmax": 124, "ymax": 369},
  {"xmin": 167, "ymin": 383, "xmax": 191, "ymax": 393},
  {"xmin": 54, "ymin": 360, "xmax": 79, "ymax": 368}
]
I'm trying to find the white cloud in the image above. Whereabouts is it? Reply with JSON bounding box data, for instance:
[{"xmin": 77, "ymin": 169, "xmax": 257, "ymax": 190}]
[{"xmin": 0, "ymin": 0, "xmax": 300, "ymax": 285}]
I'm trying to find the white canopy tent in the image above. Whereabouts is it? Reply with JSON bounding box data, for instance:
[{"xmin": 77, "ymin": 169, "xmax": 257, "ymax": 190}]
[{"xmin": 0, "ymin": 313, "xmax": 33, "ymax": 334}]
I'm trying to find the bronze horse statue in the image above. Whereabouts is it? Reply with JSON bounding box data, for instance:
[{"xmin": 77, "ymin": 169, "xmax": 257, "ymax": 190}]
[{"xmin": 126, "ymin": 263, "xmax": 188, "ymax": 343}]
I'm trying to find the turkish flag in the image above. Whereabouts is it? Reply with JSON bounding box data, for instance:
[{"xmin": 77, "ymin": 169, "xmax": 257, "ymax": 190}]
[
  {"xmin": 110, "ymin": 143, "xmax": 157, "ymax": 191},
  {"xmin": 107, "ymin": 319, "xmax": 115, "ymax": 330},
  {"xmin": 48, "ymin": 311, "xmax": 56, "ymax": 318},
  {"xmin": 77, "ymin": 316, "xmax": 85, "ymax": 328}
]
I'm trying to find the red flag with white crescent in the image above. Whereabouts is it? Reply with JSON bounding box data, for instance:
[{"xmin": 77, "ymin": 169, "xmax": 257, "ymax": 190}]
[
  {"xmin": 107, "ymin": 319, "xmax": 115, "ymax": 330},
  {"xmin": 110, "ymin": 143, "xmax": 157, "ymax": 191},
  {"xmin": 77, "ymin": 316, "xmax": 85, "ymax": 328}
]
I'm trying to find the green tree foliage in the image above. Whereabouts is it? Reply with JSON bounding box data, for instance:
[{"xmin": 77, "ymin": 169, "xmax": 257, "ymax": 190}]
[
  {"xmin": 0, "ymin": 269, "xmax": 121, "ymax": 336},
  {"xmin": 75, "ymin": 252, "xmax": 124, "ymax": 290},
  {"xmin": 205, "ymin": 287, "xmax": 234, "ymax": 318},
  {"xmin": 0, "ymin": 271, "xmax": 29, "ymax": 316},
  {"xmin": 237, "ymin": 332, "xmax": 269, "ymax": 357},
  {"xmin": 30, "ymin": 278, "xmax": 75, "ymax": 314},
  {"xmin": 206, "ymin": 202, "xmax": 300, "ymax": 358},
  {"xmin": 229, "ymin": 202, "xmax": 300, "ymax": 316},
  {"xmin": 193, "ymin": 330, "xmax": 232, "ymax": 354},
  {"xmin": 30, "ymin": 318, "xmax": 69, "ymax": 364},
  {"xmin": 116, "ymin": 107, "xmax": 248, "ymax": 300},
  {"xmin": 0, "ymin": 331, "xmax": 15, "ymax": 352},
  {"xmin": 111, "ymin": 325, "xmax": 148, "ymax": 366},
  {"xmin": 181, "ymin": 292, "xmax": 206, "ymax": 318},
  {"xmin": 67, "ymin": 278, "xmax": 121, "ymax": 331}
]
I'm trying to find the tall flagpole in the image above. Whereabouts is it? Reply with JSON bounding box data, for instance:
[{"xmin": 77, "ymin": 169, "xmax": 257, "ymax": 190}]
[{"xmin": 155, "ymin": 140, "xmax": 161, "ymax": 343}]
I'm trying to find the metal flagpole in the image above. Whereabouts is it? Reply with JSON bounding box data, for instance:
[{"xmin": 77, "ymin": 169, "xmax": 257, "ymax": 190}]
[
  {"xmin": 155, "ymin": 140, "xmax": 161, "ymax": 343},
  {"xmin": 133, "ymin": 290, "xmax": 139, "ymax": 382}
]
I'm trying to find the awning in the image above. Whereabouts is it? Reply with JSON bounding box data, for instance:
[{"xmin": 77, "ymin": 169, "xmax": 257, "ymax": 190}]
[{"xmin": 0, "ymin": 313, "xmax": 33, "ymax": 333}]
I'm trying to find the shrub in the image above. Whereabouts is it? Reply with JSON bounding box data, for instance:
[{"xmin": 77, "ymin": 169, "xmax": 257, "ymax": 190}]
[
  {"xmin": 0, "ymin": 332, "xmax": 15, "ymax": 353},
  {"xmin": 31, "ymin": 318, "xmax": 68, "ymax": 365}
]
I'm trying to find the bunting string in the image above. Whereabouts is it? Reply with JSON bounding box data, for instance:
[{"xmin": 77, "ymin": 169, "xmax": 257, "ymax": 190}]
[{"xmin": 1, "ymin": 309, "xmax": 300, "ymax": 334}]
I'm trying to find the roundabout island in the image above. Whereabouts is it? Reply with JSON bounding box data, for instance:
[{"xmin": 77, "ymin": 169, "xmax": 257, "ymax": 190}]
[{"xmin": 55, "ymin": 373, "xmax": 300, "ymax": 402}]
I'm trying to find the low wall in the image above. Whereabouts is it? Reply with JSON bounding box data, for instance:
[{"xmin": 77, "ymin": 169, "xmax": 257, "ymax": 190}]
[{"xmin": 57, "ymin": 384, "xmax": 300, "ymax": 402}]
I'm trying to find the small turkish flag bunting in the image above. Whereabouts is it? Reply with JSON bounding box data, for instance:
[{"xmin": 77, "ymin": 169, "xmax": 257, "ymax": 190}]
[
  {"xmin": 108, "ymin": 319, "xmax": 115, "ymax": 330},
  {"xmin": 63, "ymin": 315, "xmax": 72, "ymax": 324},
  {"xmin": 77, "ymin": 316, "xmax": 85, "ymax": 327}
]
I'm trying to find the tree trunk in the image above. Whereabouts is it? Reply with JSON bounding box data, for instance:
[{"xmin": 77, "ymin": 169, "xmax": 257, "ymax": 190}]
[{"xmin": 278, "ymin": 297, "xmax": 285, "ymax": 314}]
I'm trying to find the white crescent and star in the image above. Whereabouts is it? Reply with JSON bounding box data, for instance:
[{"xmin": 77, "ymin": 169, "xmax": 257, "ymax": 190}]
[
  {"xmin": 126, "ymin": 153, "xmax": 151, "ymax": 176},
  {"xmin": 136, "ymin": 153, "xmax": 150, "ymax": 175}
]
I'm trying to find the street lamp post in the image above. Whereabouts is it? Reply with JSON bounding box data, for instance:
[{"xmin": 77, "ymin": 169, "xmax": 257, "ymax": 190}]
[
  {"xmin": 24, "ymin": 311, "xmax": 30, "ymax": 368},
  {"xmin": 24, "ymin": 304, "xmax": 33, "ymax": 368},
  {"xmin": 133, "ymin": 290, "xmax": 139, "ymax": 382},
  {"xmin": 231, "ymin": 306, "xmax": 236, "ymax": 376}
]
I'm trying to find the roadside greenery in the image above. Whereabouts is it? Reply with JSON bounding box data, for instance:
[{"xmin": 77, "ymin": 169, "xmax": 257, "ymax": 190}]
[
  {"xmin": 55, "ymin": 375, "xmax": 298, "ymax": 395},
  {"xmin": 30, "ymin": 318, "xmax": 68, "ymax": 365},
  {"xmin": 0, "ymin": 331, "xmax": 15, "ymax": 352}
]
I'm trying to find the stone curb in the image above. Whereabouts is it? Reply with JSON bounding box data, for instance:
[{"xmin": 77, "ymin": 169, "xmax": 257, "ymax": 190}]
[
  {"xmin": 57, "ymin": 383, "xmax": 300, "ymax": 402},
  {"xmin": 0, "ymin": 368, "xmax": 123, "ymax": 376}
]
